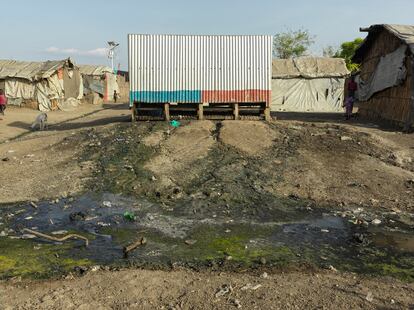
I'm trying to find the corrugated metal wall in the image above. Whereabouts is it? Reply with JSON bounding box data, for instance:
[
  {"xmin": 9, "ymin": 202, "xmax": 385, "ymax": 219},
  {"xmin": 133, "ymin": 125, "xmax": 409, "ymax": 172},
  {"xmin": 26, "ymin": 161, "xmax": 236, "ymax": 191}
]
[{"xmin": 128, "ymin": 34, "xmax": 272, "ymax": 105}]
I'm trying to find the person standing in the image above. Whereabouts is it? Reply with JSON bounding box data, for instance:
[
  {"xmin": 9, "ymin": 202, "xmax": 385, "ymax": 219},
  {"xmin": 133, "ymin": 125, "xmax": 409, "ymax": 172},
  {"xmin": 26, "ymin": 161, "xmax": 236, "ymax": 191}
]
[
  {"xmin": 113, "ymin": 90, "xmax": 118, "ymax": 103},
  {"xmin": 0, "ymin": 89, "xmax": 7, "ymax": 120}
]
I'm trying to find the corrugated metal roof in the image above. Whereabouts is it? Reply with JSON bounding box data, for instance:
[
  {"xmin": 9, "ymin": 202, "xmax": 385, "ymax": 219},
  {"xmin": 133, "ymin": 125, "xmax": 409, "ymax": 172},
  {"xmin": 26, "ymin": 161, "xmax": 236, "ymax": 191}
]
[
  {"xmin": 272, "ymin": 57, "xmax": 349, "ymax": 79},
  {"xmin": 0, "ymin": 58, "xmax": 75, "ymax": 81},
  {"xmin": 353, "ymin": 24, "xmax": 414, "ymax": 62},
  {"xmin": 79, "ymin": 65, "xmax": 112, "ymax": 76}
]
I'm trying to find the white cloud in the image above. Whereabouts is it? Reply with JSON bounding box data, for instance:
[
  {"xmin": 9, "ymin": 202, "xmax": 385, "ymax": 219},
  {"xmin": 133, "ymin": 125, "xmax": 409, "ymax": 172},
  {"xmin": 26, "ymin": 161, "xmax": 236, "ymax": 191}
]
[{"xmin": 45, "ymin": 46, "xmax": 108, "ymax": 57}]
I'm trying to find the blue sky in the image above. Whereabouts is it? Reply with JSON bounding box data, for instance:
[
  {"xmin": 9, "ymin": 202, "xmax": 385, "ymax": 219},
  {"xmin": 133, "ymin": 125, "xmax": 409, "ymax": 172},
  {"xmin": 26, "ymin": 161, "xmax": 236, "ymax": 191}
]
[{"xmin": 1, "ymin": 0, "xmax": 413, "ymax": 69}]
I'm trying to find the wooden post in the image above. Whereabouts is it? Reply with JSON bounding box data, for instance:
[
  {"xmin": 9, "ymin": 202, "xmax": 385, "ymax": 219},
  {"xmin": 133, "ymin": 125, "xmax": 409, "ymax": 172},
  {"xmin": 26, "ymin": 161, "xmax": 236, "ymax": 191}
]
[
  {"xmin": 198, "ymin": 103, "xmax": 204, "ymax": 120},
  {"xmin": 131, "ymin": 103, "xmax": 137, "ymax": 122},
  {"xmin": 164, "ymin": 103, "xmax": 170, "ymax": 121},
  {"xmin": 233, "ymin": 103, "xmax": 239, "ymax": 120},
  {"xmin": 264, "ymin": 106, "xmax": 271, "ymax": 121}
]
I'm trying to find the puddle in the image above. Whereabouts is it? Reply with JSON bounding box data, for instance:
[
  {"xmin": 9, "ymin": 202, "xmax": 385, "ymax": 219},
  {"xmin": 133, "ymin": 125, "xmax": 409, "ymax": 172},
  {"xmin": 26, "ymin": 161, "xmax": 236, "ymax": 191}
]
[{"xmin": 0, "ymin": 193, "xmax": 413, "ymax": 281}]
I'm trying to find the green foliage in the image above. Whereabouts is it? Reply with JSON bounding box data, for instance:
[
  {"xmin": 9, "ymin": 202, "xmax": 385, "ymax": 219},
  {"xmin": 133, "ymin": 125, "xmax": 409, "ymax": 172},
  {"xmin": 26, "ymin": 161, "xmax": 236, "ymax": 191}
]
[
  {"xmin": 273, "ymin": 29, "xmax": 315, "ymax": 59},
  {"xmin": 334, "ymin": 38, "xmax": 364, "ymax": 72}
]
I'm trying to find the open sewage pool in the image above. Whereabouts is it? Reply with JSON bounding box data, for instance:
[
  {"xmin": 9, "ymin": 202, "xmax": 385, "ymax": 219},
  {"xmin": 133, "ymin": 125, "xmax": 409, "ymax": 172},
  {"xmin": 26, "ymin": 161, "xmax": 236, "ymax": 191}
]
[{"xmin": 0, "ymin": 193, "xmax": 413, "ymax": 281}]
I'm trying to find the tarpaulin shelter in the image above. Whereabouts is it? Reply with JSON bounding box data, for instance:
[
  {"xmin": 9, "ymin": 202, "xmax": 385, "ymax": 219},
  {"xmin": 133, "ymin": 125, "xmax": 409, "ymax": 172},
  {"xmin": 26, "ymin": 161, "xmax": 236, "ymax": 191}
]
[
  {"xmin": 0, "ymin": 58, "xmax": 83, "ymax": 111},
  {"xmin": 271, "ymin": 57, "xmax": 349, "ymax": 112},
  {"xmin": 79, "ymin": 65, "xmax": 119, "ymax": 103},
  {"xmin": 353, "ymin": 24, "xmax": 414, "ymax": 128}
]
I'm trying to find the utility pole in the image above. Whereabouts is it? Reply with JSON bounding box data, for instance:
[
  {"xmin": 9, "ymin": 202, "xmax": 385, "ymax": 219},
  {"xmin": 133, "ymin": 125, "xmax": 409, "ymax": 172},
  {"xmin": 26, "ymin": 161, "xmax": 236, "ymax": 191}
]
[{"xmin": 107, "ymin": 41, "xmax": 119, "ymax": 73}]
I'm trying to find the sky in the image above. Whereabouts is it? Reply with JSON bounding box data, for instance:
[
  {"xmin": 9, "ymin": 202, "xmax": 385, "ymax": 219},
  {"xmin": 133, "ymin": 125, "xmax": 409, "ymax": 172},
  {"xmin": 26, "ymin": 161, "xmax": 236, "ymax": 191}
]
[{"xmin": 1, "ymin": 0, "xmax": 413, "ymax": 70}]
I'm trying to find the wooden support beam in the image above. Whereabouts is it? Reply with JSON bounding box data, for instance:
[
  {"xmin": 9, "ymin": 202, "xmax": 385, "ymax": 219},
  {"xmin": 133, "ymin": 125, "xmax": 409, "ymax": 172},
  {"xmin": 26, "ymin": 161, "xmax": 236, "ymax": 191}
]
[
  {"xmin": 233, "ymin": 103, "xmax": 239, "ymax": 120},
  {"xmin": 264, "ymin": 106, "xmax": 271, "ymax": 121},
  {"xmin": 131, "ymin": 103, "xmax": 137, "ymax": 122},
  {"xmin": 164, "ymin": 103, "xmax": 170, "ymax": 121},
  {"xmin": 198, "ymin": 103, "xmax": 204, "ymax": 120}
]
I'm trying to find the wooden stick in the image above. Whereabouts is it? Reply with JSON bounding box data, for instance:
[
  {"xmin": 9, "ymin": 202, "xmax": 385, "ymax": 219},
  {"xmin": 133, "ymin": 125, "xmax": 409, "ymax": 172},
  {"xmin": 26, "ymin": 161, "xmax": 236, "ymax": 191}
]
[
  {"xmin": 30, "ymin": 202, "xmax": 38, "ymax": 209},
  {"xmin": 123, "ymin": 237, "xmax": 147, "ymax": 257},
  {"xmin": 23, "ymin": 228, "xmax": 89, "ymax": 247}
]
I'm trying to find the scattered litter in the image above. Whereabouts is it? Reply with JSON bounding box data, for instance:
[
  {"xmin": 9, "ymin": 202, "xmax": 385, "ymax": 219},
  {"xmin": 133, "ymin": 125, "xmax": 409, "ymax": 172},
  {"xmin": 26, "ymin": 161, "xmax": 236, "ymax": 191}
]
[
  {"xmin": 371, "ymin": 219, "xmax": 382, "ymax": 225},
  {"xmin": 24, "ymin": 216, "xmax": 33, "ymax": 220},
  {"xmin": 241, "ymin": 283, "xmax": 262, "ymax": 291},
  {"xmin": 215, "ymin": 284, "xmax": 233, "ymax": 298},
  {"xmin": 97, "ymin": 222, "xmax": 111, "ymax": 227},
  {"xmin": 24, "ymin": 154, "xmax": 35, "ymax": 158},
  {"xmin": 51, "ymin": 230, "xmax": 69, "ymax": 235},
  {"xmin": 328, "ymin": 265, "xmax": 338, "ymax": 272},
  {"xmin": 232, "ymin": 299, "xmax": 242, "ymax": 308},
  {"xmin": 225, "ymin": 255, "xmax": 233, "ymax": 261},
  {"xmin": 7, "ymin": 150, "xmax": 15, "ymax": 153},
  {"xmin": 366, "ymin": 292, "xmax": 374, "ymax": 302},
  {"xmin": 123, "ymin": 237, "xmax": 147, "ymax": 257},
  {"xmin": 123, "ymin": 211, "xmax": 136, "ymax": 221},
  {"xmin": 225, "ymin": 229, "xmax": 231, "ymax": 233},
  {"xmin": 321, "ymin": 229, "xmax": 329, "ymax": 233},
  {"xmin": 102, "ymin": 201, "xmax": 112, "ymax": 208},
  {"xmin": 21, "ymin": 234, "xmax": 36, "ymax": 239},
  {"xmin": 170, "ymin": 120, "xmax": 181, "ymax": 128},
  {"xmin": 30, "ymin": 202, "xmax": 38, "ymax": 209},
  {"xmin": 260, "ymin": 272, "xmax": 269, "ymax": 279},
  {"xmin": 185, "ymin": 239, "xmax": 197, "ymax": 246},
  {"xmin": 70, "ymin": 211, "xmax": 87, "ymax": 221},
  {"xmin": 340, "ymin": 136, "xmax": 352, "ymax": 141},
  {"xmin": 23, "ymin": 228, "xmax": 89, "ymax": 247},
  {"xmin": 90, "ymin": 265, "xmax": 100, "ymax": 272},
  {"xmin": 0, "ymin": 231, "xmax": 7, "ymax": 237}
]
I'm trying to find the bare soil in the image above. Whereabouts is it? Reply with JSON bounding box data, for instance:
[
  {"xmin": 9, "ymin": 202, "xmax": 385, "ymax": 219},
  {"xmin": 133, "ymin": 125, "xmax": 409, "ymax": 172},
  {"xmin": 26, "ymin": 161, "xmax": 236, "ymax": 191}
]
[{"xmin": 1, "ymin": 105, "xmax": 414, "ymax": 308}]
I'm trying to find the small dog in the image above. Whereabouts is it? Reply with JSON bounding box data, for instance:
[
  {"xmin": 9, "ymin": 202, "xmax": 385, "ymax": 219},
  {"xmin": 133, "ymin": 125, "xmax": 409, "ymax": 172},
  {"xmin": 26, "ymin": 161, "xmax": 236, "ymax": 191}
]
[{"xmin": 31, "ymin": 113, "xmax": 48, "ymax": 131}]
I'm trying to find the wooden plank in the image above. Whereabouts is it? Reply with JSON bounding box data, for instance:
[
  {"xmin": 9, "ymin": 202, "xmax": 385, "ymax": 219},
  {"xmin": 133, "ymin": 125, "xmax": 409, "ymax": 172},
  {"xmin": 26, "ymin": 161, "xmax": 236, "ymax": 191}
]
[
  {"xmin": 264, "ymin": 107, "xmax": 271, "ymax": 121},
  {"xmin": 164, "ymin": 103, "xmax": 170, "ymax": 121},
  {"xmin": 198, "ymin": 103, "xmax": 204, "ymax": 120},
  {"xmin": 233, "ymin": 103, "xmax": 239, "ymax": 120},
  {"xmin": 131, "ymin": 103, "xmax": 137, "ymax": 122}
]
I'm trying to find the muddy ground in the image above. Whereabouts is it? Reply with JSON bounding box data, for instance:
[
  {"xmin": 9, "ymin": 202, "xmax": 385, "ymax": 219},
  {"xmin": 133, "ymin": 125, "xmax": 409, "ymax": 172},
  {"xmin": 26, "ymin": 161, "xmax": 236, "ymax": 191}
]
[{"xmin": 1, "ymin": 104, "xmax": 414, "ymax": 309}]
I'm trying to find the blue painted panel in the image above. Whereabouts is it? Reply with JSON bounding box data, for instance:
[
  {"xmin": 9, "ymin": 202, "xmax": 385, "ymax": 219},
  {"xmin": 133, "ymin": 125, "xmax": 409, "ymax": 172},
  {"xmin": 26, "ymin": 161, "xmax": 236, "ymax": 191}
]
[{"xmin": 130, "ymin": 90, "xmax": 201, "ymax": 103}]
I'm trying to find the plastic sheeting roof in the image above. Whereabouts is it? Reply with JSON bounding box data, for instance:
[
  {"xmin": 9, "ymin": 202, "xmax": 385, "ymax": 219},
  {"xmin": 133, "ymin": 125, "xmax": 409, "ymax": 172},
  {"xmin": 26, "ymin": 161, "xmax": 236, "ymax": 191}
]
[
  {"xmin": 353, "ymin": 24, "xmax": 414, "ymax": 62},
  {"xmin": 272, "ymin": 57, "xmax": 349, "ymax": 79},
  {"xmin": 79, "ymin": 65, "xmax": 112, "ymax": 76},
  {"xmin": 0, "ymin": 58, "xmax": 75, "ymax": 81}
]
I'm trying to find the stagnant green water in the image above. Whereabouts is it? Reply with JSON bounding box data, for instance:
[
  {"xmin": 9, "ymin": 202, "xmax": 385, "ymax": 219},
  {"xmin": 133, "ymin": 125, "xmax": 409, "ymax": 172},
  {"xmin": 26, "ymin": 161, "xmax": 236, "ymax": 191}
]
[{"xmin": 0, "ymin": 193, "xmax": 413, "ymax": 281}]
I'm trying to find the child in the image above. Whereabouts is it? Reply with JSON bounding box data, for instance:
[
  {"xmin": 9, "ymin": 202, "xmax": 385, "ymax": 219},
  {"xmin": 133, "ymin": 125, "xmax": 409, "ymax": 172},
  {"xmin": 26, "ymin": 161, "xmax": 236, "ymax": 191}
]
[
  {"xmin": 0, "ymin": 89, "xmax": 7, "ymax": 119},
  {"xmin": 343, "ymin": 96, "xmax": 354, "ymax": 120}
]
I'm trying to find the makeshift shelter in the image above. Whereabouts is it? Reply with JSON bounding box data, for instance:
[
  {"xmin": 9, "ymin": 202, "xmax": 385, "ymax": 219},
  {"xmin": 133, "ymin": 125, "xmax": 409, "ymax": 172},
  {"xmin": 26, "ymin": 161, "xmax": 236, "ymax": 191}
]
[
  {"xmin": 79, "ymin": 65, "xmax": 119, "ymax": 103},
  {"xmin": 271, "ymin": 57, "xmax": 349, "ymax": 112},
  {"xmin": 353, "ymin": 24, "xmax": 414, "ymax": 128},
  {"xmin": 0, "ymin": 58, "xmax": 83, "ymax": 111}
]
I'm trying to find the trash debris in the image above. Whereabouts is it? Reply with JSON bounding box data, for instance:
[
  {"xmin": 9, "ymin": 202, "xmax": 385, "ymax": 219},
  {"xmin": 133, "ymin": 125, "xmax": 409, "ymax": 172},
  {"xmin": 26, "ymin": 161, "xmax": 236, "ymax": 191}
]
[
  {"xmin": 29, "ymin": 201, "xmax": 38, "ymax": 209},
  {"xmin": 241, "ymin": 283, "xmax": 262, "ymax": 291},
  {"xmin": 321, "ymin": 229, "xmax": 329, "ymax": 233},
  {"xmin": 123, "ymin": 237, "xmax": 147, "ymax": 257},
  {"xmin": 260, "ymin": 272, "xmax": 268, "ymax": 279},
  {"xmin": 366, "ymin": 291, "xmax": 374, "ymax": 302},
  {"xmin": 22, "ymin": 228, "xmax": 89, "ymax": 247},
  {"xmin": 102, "ymin": 201, "xmax": 112, "ymax": 208},
  {"xmin": 185, "ymin": 239, "xmax": 197, "ymax": 246},
  {"xmin": 51, "ymin": 230, "xmax": 68, "ymax": 235},
  {"xmin": 123, "ymin": 211, "xmax": 136, "ymax": 221},
  {"xmin": 24, "ymin": 216, "xmax": 33, "ymax": 220},
  {"xmin": 340, "ymin": 136, "xmax": 352, "ymax": 141},
  {"xmin": 69, "ymin": 211, "xmax": 87, "ymax": 221},
  {"xmin": 215, "ymin": 284, "xmax": 233, "ymax": 298},
  {"xmin": 232, "ymin": 299, "xmax": 242, "ymax": 308},
  {"xmin": 170, "ymin": 120, "xmax": 181, "ymax": 128},
  {"xmin": 328, "ymin": 265, "xmax": 338, "ymax": 272},
  {"xmin": 371, "ymin": 219, "xmax": 382, "ymax": 225},
  {"xmin": 21, "ymin": 234, "xmax": 36, "ymax": 239}
]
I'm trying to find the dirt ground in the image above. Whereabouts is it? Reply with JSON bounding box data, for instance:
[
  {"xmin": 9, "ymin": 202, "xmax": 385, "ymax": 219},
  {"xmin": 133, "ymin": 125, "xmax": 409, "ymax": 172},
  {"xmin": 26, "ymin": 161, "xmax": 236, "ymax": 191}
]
[
  {"xmin": 1, "ymin": 104, "xmax": 414, "ymax": 308},
  {"xmin": 1, "ymin": 269, "xmax": 413, "ymax": 310}
]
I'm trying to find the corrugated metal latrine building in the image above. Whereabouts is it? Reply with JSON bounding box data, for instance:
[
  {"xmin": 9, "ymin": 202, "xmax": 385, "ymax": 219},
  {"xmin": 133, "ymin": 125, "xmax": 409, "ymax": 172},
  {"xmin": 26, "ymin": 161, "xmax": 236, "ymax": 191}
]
[{"xmin": 128, "ymin": 34, "xmax": 273, "ymax": 120}]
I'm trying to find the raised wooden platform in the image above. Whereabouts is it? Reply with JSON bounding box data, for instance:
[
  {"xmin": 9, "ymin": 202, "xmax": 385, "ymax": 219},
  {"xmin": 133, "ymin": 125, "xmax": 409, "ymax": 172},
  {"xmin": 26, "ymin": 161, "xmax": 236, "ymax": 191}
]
[{"xmin": 131, "ymin": 102, "xmax": 271, "ymax": 121}]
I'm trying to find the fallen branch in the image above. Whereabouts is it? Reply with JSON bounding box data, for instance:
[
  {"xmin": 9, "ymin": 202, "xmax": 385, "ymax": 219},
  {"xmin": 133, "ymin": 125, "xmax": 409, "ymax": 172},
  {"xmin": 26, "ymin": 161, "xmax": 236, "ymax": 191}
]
[
  {"xmin": 123, "ymin": 237, "xmax": 147, "ymax": 257},
  {"xmin": 30, "ymin": 202, "xmax": 38, "ymax": 209},
  {"xmin": 23, "ymin": 228, "xmax": 89, "ymax": 247}
]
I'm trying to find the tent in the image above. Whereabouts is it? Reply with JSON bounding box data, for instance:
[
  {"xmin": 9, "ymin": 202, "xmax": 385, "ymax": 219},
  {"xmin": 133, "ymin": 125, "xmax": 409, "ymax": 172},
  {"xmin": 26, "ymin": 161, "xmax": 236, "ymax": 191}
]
[
  {"xmin": 353, "ymin": 24, "xmax": 414, "ymax": 128},
  {"xmin": 271, "ymin": 57, "xmax": 349, "ymax": 112},
  {"xmin": 0, "ymin": 58, "xmax": 83, "ymax": 111},
  {"xmin": 79, "ymin": 65, "xmax": 119, "ymax": 103}
]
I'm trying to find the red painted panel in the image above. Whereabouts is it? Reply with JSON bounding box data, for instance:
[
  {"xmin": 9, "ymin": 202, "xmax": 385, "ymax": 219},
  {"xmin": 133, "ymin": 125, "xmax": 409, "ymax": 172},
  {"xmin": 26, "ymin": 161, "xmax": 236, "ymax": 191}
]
[{"xmin": 202, "ymin": 90, "xmax": 271, "ymax": 105}]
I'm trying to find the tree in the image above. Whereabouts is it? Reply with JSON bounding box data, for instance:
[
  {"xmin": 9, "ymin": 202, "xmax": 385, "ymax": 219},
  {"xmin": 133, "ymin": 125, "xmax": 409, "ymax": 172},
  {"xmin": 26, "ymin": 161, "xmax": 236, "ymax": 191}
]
[
  {"xmin": 273, "ymin": 29, "xmax": 315, "ymax": 59},
  {"xmin": 334, "ymin": 38, "xmax": 364, "ymax": 72}
]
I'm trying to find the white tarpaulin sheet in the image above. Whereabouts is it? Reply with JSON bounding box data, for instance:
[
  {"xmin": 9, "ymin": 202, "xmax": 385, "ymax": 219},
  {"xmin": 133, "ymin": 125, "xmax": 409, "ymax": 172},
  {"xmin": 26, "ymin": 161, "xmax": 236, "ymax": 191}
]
[
  {"xmin": 271, "ymin": 78, "xmax": 345, "ymax": 112},
  {"xmin": 358, "ymin": 45, "xmax": 407, "ymax": 101}
]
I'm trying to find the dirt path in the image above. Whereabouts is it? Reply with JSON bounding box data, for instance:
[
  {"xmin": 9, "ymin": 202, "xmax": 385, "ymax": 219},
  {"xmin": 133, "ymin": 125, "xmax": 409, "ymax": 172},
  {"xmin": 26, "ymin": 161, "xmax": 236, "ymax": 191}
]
[{"xmin": 1, "ymin": 269, "xmax": 413, "ymax": 309}]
